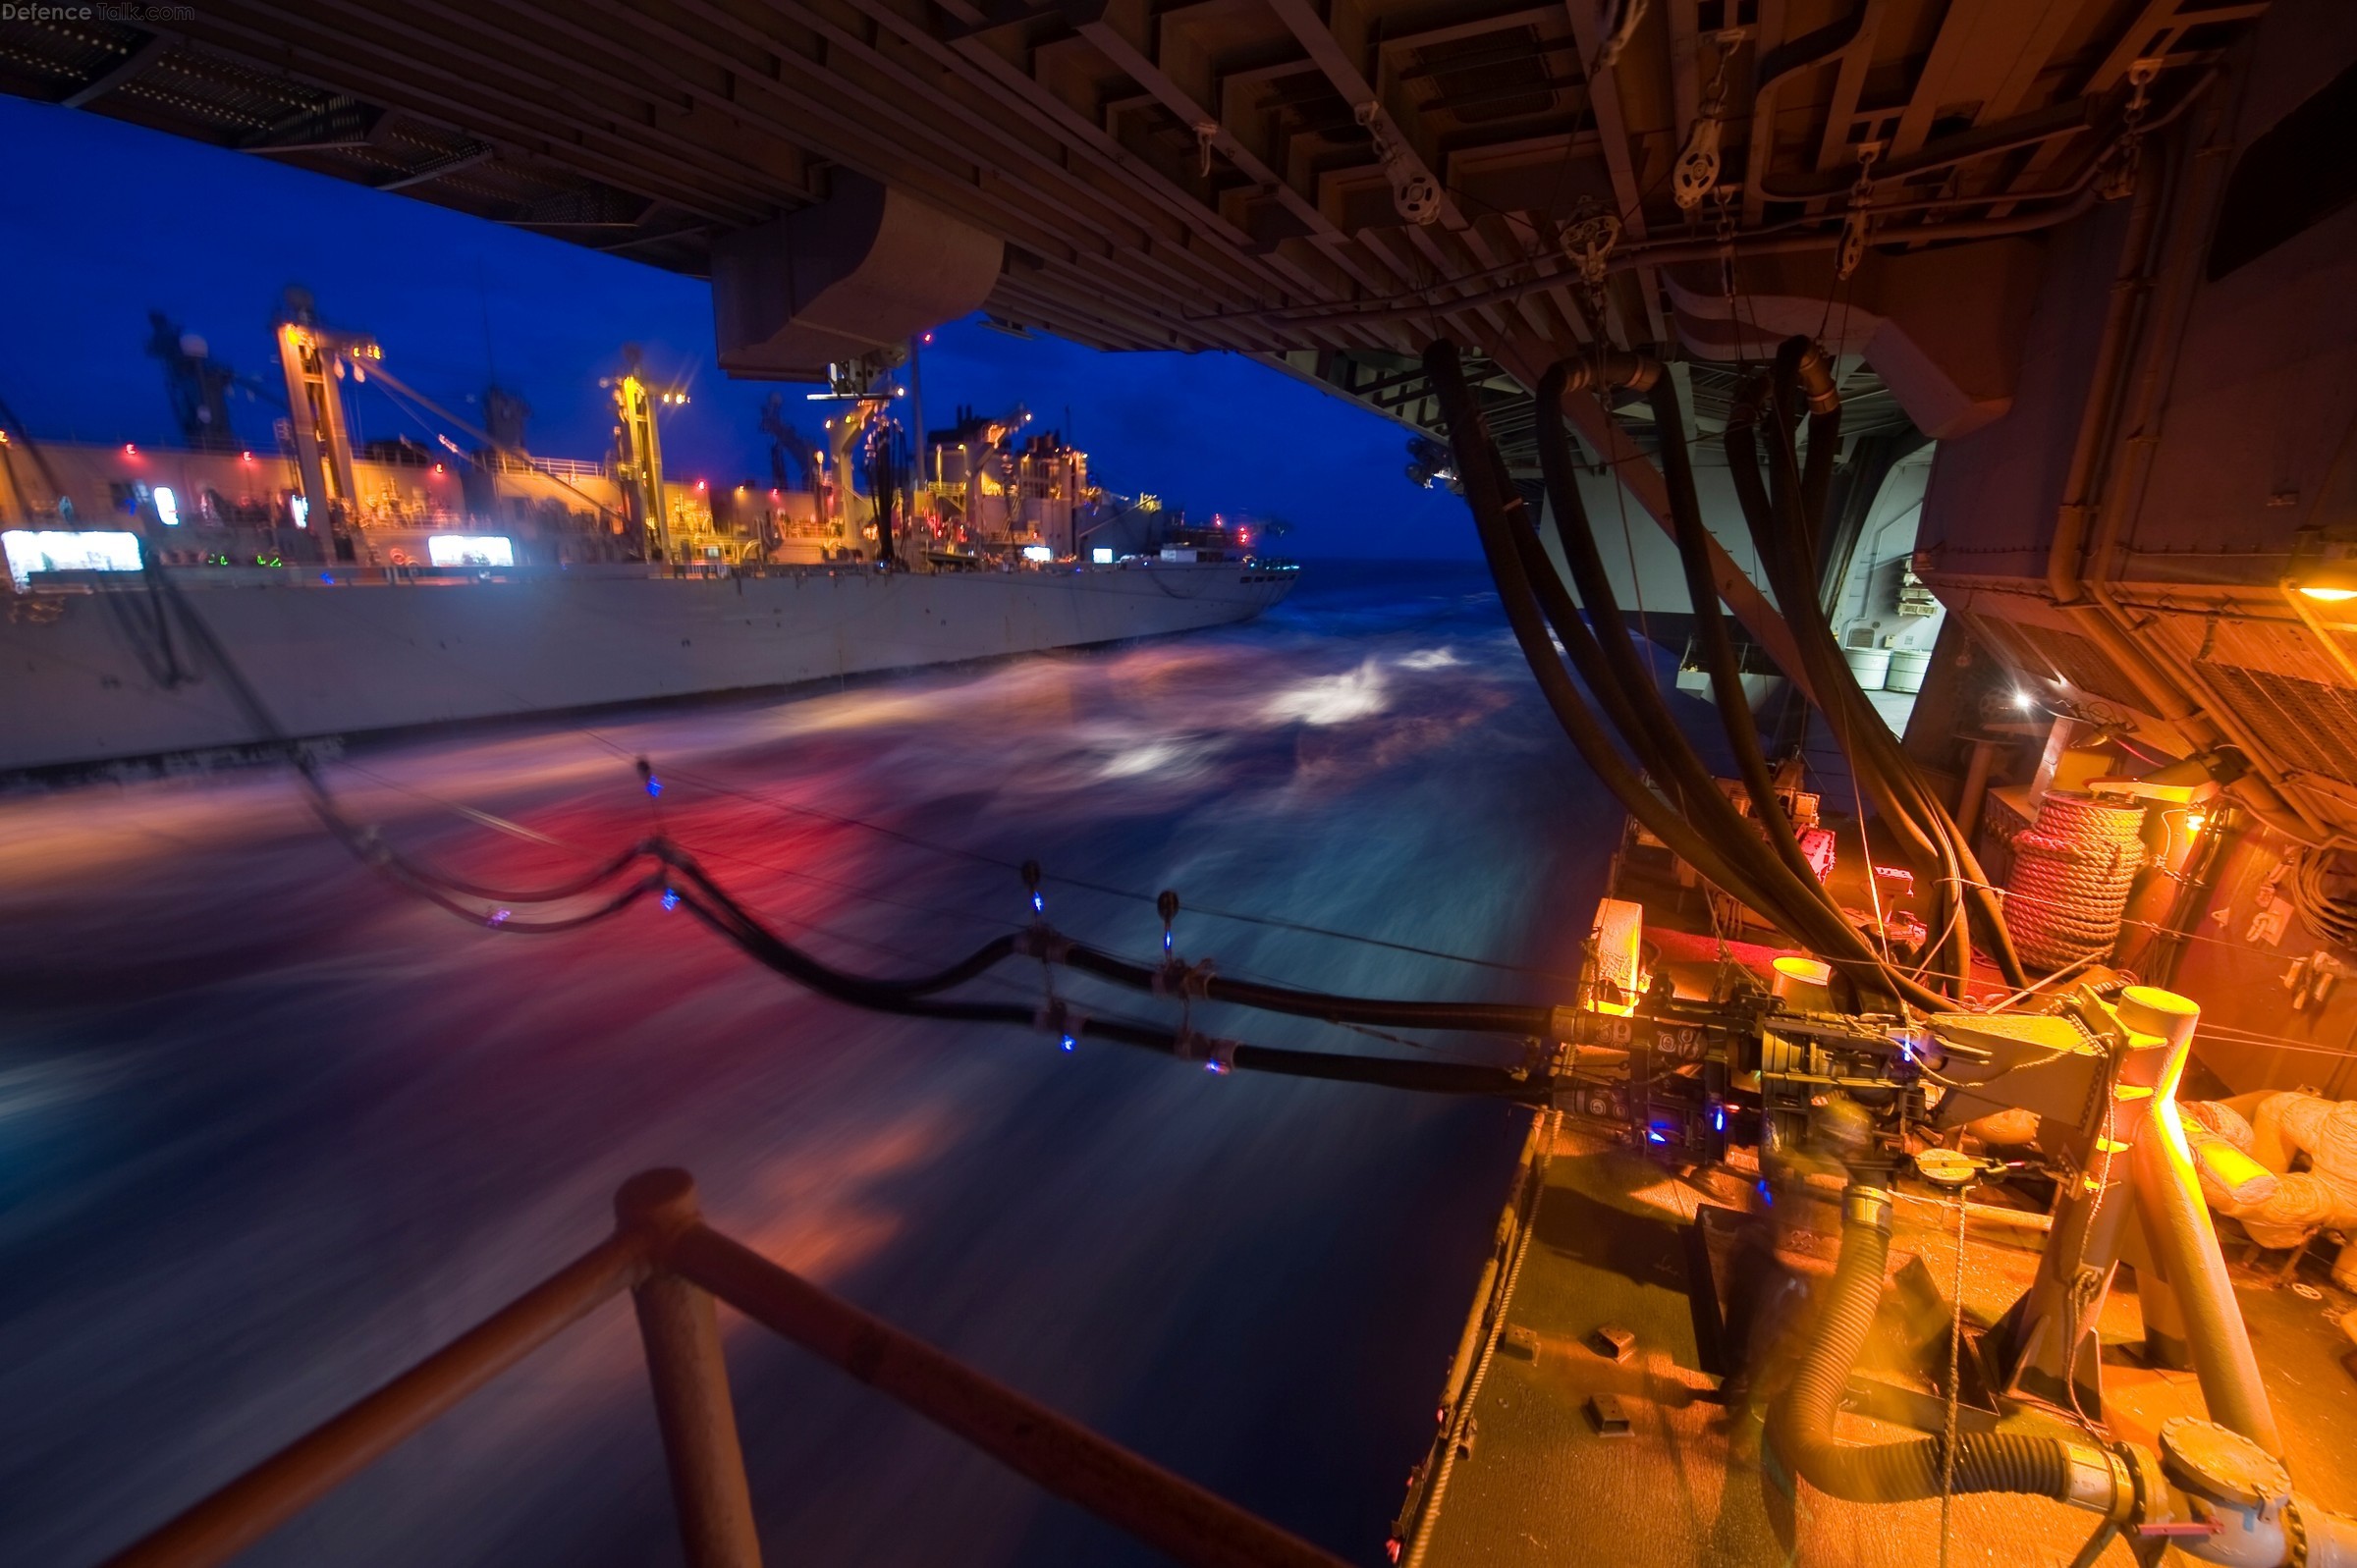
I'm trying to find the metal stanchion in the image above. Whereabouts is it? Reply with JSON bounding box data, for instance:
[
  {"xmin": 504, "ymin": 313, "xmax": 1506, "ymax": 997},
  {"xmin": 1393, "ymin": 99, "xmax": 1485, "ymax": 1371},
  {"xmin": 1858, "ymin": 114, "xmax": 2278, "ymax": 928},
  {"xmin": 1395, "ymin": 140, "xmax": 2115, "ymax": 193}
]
[{"xmin": 619, "ymin": 1170, "xmax": 765, "ymax": 1568}]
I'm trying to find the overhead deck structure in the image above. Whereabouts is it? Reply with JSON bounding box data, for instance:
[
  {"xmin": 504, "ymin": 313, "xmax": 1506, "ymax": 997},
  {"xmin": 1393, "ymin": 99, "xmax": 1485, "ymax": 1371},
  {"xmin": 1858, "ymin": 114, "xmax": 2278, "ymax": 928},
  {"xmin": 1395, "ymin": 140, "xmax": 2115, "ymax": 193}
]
[{"xmin": 0, "ymin": 3, "xmax": 2244, "ymax": 446}]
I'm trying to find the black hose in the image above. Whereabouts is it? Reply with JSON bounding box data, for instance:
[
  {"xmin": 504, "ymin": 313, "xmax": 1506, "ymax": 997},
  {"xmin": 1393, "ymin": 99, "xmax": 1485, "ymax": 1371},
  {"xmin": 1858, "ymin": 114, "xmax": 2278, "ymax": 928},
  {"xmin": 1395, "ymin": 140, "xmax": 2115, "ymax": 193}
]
[
  {"xmin": 1057, "ymin": 945, "xmax": 1553, "ymax": 1036},
  {"xmin": 1769, "ymin": 1188, "xmax": 2084, "ymax": 1505},
  {"xmin": 1424, "ymin": 343, "xmax": 1941, "ymax": 1011},
  {"xmin": 1725, "ymin": 382, "xmax": 1978, "ymax": 995},
  {"xmin": 1750, "ymin": 347, "xmax": 2026, "ymax": 988},
  {"xmin": 1520, "ymin": 358, "xmax": 1946, "ymax": 1012},
  {"xmin": 1644, "ymin": 377, "xmax": 1857, "ymax": 915},
  {"xmin": 1528, "ymin": 362, "xmax": 1716, "ymax": 798},
  {"xmin": 663, "ymin": 869, "xmax": 1544, "ymax": 1101}
]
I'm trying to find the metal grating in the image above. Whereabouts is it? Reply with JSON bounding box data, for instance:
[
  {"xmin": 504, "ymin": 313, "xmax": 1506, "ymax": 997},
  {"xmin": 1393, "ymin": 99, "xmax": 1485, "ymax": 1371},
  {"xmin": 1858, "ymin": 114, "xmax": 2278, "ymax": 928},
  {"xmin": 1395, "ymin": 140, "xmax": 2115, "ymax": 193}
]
[
  {"xmin": 2199, "ymin": 663, "xmax": 2357, "ymax": 788},
  {"xmin": 2002, "ymin": 622, "xmax": 2146, "ymax": 709},
  {"xmin": 1410, "ymin": 27, "xmax": 1561, "ymax": 124}
]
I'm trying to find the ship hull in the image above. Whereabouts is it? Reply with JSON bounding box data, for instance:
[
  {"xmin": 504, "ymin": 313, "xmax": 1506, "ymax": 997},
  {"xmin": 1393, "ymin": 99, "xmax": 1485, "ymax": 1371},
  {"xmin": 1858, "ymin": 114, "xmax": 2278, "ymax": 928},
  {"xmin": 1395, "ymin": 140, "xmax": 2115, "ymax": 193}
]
[{"xmin": 0, "ymin": 562, "xmax": 1295, "ymax": 774}]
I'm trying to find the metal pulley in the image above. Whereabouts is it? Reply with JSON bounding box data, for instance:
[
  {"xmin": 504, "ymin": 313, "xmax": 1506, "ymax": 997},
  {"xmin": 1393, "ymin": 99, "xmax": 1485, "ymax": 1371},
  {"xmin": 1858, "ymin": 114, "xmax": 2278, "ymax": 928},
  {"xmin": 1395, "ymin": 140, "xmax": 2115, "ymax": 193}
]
[
  {"xmin": 1559, "ymin": 204, "xmax": 1622, "ymax": 284},
  {"xmin": 1390, "ymin": 166, "xmax": 1443, "ymax": 225},
  {"xmin": 1672, "ymin": 116, "xmax": 1723, "ymax": 211},
  {"xmin": 1836, "ymin": 142, "xmax": 1880, "ymax": 281},
  {"xmin": 1587, "ymin": 0, "xmax": 1649, "ymax": 76},
  {"xmin": 1356, "ymin": 102, "xmax": 1444, "ymax": 226},
  {"xmin": 1674, "ymin": 32, "xmax": 1743, "ymax": 211},
  {"xmin": 2097, "ymin": 58, "xmax": 2164, "ymax": 202}
]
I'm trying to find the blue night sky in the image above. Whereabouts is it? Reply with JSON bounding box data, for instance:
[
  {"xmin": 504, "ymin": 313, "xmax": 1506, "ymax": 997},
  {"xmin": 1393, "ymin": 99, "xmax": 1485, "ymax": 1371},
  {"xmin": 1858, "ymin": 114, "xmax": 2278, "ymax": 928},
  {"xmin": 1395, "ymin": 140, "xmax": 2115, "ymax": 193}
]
[{"xmin": 0, "ymin": 95, "xmax": 1474, "ymax": 559}]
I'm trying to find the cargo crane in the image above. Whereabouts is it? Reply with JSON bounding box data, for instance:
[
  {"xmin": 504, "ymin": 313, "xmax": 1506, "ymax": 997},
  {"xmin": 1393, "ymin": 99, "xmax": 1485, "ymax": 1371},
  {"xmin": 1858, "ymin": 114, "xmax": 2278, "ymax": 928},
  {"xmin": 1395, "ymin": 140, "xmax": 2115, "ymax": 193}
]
[
  {"xmin": 608, "ymin": 344, "xmax": 687, "ymax": 562},
  {"xmin": 271, "ymin": 287, "xmax": 377, "ymax": 540}
]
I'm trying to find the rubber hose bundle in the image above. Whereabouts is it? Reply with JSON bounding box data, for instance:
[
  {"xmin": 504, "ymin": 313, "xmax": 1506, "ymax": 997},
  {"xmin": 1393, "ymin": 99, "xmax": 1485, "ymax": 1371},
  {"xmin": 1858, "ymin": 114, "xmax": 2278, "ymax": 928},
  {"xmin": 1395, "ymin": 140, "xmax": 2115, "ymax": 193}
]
[
  {"xmin": 2286, "ymin": 847, "xmax": 2357, "ymax": 952},
  {"xmin": 1768, "ymin": 1190, "xmax": 2078, "ymax": 1505},
  {"xmin": 2002, "ymin": 792, "xmax": 2148, "ymax": 971}
]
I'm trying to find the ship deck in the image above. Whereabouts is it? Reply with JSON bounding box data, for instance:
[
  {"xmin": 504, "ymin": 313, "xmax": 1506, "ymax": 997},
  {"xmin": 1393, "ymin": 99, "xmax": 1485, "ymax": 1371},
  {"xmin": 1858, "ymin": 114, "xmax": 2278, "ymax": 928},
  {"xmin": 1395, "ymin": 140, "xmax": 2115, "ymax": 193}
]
[
  {"xmin": 1402, "ymin": 1121, "xmax": 2357, "ymax": 1566},
  {"xmin": 1396, "ymin": 807, "xmax": 2357, "ymax": 1566}
]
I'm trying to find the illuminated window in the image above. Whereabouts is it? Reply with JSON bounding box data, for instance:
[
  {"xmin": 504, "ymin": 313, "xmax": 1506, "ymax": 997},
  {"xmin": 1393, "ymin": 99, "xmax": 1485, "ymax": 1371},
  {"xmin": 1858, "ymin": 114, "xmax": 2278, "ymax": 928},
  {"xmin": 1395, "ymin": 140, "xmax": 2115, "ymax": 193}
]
[
  {"xmin": 5, "ymin": 529, "xmax": 143, "ymax": 589},
  {"xmin": 1091, "ymin": 547, "xmax": 1114, "ymax": 564},
  {"xmin": 1021, "ymin": 544, "xmax": 1054, "ymax": 562},
  {"xmin": 153, "ymin": 486, "xmax": 180, "ymax": 527},
  {"xmin": 427, "ymin": 534, "xmax": 517, "ymax": 568}
]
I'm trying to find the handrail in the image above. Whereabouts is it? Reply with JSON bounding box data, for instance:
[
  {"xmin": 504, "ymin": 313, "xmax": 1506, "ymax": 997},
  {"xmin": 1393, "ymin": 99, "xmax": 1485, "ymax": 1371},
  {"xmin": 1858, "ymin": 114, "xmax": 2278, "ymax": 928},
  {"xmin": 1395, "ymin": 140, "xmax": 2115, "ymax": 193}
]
[
  {"xmin": 97, "ymin": 1169, "xmax": 1349, "ymax": 1568},
  {"xmin": 102, "ymin": 1232, "xmax": 651, "ymax": 1568}
]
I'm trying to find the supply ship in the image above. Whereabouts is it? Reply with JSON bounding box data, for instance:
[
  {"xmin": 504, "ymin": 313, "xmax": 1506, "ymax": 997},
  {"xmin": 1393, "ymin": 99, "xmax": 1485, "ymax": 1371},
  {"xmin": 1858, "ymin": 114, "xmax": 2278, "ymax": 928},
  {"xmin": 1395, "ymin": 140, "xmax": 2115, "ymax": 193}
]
[
  {"xmin": 0, "ymin": 301, "xmax": 1293, "ymax": 776},
  {"xmin": 9, "ymin": 3, "xmax": 2357, "ymax": 1568}
]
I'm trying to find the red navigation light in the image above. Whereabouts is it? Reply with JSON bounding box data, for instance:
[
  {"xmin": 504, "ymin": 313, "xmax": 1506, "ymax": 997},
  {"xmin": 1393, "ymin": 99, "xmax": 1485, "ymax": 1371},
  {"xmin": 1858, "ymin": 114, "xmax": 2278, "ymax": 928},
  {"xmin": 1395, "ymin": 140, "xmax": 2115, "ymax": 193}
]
[
  {"xmin": 240, "ymin": 451, "xmax": 254, "ymax": 463},
  {"xmin": 123, "ymin": 443, "xmax": 137, "ymax": 457},
  {"xmin": 695, "ymin": 479, "xmax": 707, "ymax": 491},
  {"xmin": 432, "ymin": 462, "xmax": 446, "ymax": 475}
]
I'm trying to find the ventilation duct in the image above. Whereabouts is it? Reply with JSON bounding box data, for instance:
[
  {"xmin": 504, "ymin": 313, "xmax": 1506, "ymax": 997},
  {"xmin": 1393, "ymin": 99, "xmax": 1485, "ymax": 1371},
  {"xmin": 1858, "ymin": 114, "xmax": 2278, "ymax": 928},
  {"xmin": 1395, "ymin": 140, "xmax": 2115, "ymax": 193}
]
[
  {"xmin": 1664, "ymin": 242, "xmax": 2045, "ymax": 439},
  {"xmin": 711, "ymin": 173, "xmax": 1004, "ymax": 380}
]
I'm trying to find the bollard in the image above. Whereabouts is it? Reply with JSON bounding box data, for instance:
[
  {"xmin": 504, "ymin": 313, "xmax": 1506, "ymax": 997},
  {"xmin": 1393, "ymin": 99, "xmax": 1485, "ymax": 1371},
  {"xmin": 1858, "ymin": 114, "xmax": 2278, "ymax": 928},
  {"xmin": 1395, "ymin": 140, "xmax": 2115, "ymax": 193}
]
[{"xmin": 618, "ymin": 1170, "xmax": 764, "ymax": 1568}]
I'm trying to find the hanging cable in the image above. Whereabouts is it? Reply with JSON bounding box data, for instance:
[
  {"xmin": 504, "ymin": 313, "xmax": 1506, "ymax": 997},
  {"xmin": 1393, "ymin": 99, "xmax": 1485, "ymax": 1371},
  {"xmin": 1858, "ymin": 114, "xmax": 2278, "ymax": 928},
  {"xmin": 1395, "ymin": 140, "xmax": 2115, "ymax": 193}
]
[
  {"xmin": 1723, "ymin": 347, "xmax": 2027, "ymax": 989},
  {"xmin": 1424, "ymin": 341, "xmax": 1952, "ymax": 1015},
  {"xmin": 1523, "ymin": 358, "xmax": 1946, "ymax": 1008}
]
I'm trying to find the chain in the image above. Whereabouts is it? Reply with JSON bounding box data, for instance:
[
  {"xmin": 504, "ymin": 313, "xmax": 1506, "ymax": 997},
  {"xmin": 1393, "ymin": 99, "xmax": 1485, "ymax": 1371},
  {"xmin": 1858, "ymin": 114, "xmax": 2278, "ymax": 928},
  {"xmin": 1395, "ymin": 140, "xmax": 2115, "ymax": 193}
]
[{"xmin": 1940, "ymin": 1187, "xmax": 1969, "ymax": 1568}]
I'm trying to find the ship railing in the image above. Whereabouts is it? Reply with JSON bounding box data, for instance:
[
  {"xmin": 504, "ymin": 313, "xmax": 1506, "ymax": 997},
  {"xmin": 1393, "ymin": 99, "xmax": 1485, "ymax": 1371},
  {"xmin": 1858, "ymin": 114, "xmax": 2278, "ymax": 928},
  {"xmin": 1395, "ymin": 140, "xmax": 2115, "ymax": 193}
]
[{"xmin": 99, "ymin": 1168, "xmax": 1345, "ymax": 1568}]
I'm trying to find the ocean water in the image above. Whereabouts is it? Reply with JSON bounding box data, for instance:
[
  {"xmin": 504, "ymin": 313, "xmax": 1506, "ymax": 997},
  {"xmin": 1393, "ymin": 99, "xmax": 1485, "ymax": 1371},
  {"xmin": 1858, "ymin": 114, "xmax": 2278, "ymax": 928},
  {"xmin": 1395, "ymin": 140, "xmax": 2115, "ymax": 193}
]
[{"xmin": 0, "ymin": 560, "xmax": 1619, "ymax": 1567}]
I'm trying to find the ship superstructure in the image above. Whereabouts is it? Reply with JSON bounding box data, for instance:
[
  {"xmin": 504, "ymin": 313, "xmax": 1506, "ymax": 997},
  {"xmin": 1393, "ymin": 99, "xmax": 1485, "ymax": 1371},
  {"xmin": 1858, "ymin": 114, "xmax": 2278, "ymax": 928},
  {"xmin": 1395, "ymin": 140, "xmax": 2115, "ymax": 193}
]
[{"xmin": 0, "ymin": 303, "xmax": 1295, "ymax": 775}]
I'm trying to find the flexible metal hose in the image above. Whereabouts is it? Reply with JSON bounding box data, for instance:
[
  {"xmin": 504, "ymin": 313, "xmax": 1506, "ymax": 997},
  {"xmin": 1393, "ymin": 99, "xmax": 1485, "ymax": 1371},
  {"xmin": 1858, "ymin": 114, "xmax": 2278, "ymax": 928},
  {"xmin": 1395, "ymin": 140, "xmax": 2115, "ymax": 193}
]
[{"xmin": 1768, "ymin": 1186, "xmax": 2096, "ymax": 1507}]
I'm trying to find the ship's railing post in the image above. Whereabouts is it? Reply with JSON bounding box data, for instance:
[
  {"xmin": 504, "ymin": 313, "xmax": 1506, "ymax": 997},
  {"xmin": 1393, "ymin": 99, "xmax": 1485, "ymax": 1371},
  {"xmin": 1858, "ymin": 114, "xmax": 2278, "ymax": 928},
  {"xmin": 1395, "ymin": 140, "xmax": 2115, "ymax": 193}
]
[{"xmin": 618, "ymin": 1169, "xmax": 765, "ymax": 1568}]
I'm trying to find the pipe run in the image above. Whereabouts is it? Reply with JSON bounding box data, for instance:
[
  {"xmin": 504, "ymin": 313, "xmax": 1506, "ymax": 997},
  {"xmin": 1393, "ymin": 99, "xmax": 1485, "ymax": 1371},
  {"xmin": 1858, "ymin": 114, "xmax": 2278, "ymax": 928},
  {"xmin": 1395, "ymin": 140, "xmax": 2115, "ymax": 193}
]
[{"xmin": 2120, "ymin": 988, "xmax": 2284, "ymax": 1457}]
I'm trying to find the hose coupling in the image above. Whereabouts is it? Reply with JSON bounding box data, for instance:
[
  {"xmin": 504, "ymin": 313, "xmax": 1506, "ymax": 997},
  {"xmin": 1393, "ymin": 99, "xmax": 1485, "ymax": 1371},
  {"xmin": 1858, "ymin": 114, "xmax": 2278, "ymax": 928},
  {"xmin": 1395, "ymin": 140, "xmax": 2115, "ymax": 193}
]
[
  {"xmin": 2062, "ymin": 1441, "xmax": 2141, "ymax": 1519},
  {"xmin": 1016, "ymin": 926, "xmax": 1072, "ymax": 963},
  {"xmin": 1840, "ymin": 1184, "xmax": 1894, "ymax": 1234},
  {"xmin": 1791, "ymin": 340, "xmax": 1841, "ymax": 414},
  {"xmin": 1548, "ymin": 351, "xmax": 1664, "ymax": 398}
]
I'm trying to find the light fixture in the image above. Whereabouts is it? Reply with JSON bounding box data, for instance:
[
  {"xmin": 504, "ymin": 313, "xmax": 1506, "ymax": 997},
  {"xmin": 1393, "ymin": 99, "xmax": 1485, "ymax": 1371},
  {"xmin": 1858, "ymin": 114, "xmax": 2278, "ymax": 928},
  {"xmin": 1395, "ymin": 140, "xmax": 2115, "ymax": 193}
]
[
  {"xmin": 2289, "ymin": 530, "xmax": 2357, "ymax": 601},
  {"xmin": 2012, "ymin": 689, "xmax": 2035, "ymax": 710}
]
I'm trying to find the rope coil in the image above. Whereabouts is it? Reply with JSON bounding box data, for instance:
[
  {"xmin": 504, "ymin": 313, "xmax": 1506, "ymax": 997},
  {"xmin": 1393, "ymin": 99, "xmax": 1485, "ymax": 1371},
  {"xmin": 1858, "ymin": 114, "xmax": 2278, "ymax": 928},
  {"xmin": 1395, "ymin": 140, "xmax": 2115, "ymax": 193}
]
[{"xmin": 2002, "ymin": 793, "xmax": 2147, "ymax": 971}]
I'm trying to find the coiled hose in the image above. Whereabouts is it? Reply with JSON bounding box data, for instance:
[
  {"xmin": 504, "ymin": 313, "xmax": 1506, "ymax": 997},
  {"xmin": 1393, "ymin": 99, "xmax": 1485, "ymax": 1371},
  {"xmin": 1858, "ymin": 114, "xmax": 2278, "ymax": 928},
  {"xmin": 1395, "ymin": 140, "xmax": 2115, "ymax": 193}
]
[{"xmin": 1768, "ymin": 1187, "xmax": 2087, "ymax": 1505}]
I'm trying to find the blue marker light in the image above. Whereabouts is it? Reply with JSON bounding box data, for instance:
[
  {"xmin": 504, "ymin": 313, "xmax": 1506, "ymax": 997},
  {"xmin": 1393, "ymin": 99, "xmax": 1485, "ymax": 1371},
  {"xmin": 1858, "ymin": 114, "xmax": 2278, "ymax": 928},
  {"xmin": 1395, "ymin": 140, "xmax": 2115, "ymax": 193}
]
[
  {"xmin": 1060, "ymin": 1035, "xmax": 1076, "ymax": 1053},
  {"xmin": 1163, "ymin": 930, "xmax": 1174, "ymax": 952},
  {"xmin": 1030, "ymin": 891, "xmax": 1044, "ymax": 914},
  {"xmin": 645, "ymin": 774, "xmax": 663, "ymax": 798},
  {"xmin": 1205, "ymin": 1059, "xmax": 1229, "ymax": 1075},
  {"xmin": 1712, "ymin": 1106, "xmax": 1727, "ymax": 1132},
  {"xmin": 1647, "ymin": 1128, "xmax": 1669, "ymax": 1145},
  {"xmin": 487, "ymin": 908, "xmax": 511, "ymax": 926},
  {"xmin": 661, "ymin": 889, "xmax": 681, "ymax": 911}
]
